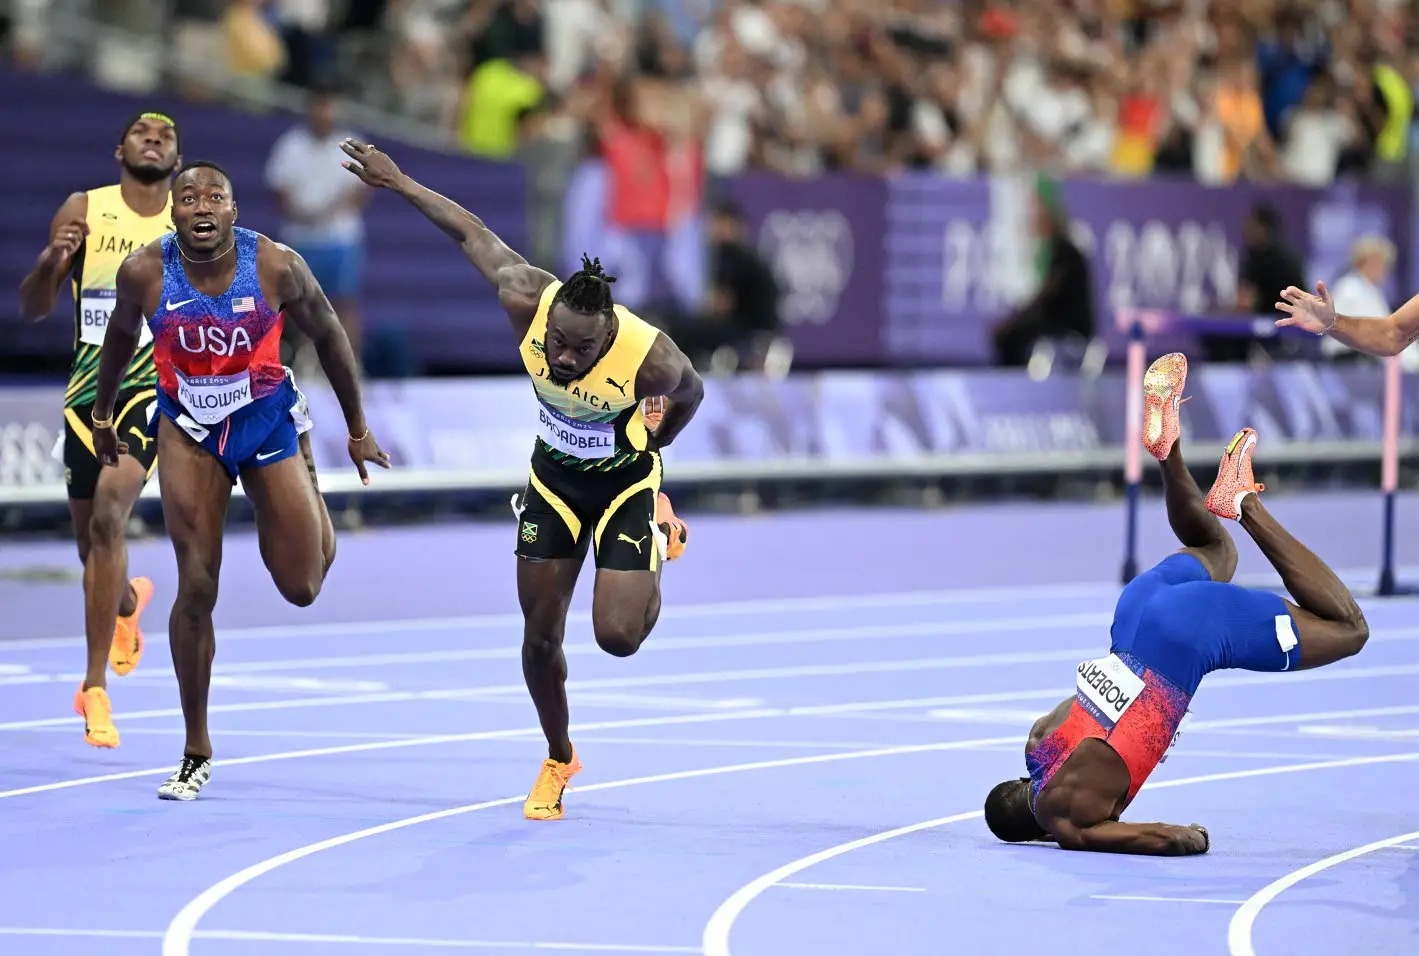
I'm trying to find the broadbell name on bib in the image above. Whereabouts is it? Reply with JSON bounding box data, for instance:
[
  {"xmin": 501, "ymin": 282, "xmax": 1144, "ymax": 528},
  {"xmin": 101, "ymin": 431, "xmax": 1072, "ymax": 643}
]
[
  {"xmin": 538, "ymin": 402, "xmax": 615, "ymax": 458},
  {"xmin": 176, "ymin": 369, "xmax": 253, "ymax": 425},
  {"xmin": 1075, "ymin": 654, "xmax": 1146, "ymax": 731}
]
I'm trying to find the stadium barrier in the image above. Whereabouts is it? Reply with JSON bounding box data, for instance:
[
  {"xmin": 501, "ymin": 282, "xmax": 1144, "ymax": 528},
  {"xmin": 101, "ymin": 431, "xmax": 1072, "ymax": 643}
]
[{"xmin": 2, "ymin": 350, "xmax": 1412, "ymax": 509}]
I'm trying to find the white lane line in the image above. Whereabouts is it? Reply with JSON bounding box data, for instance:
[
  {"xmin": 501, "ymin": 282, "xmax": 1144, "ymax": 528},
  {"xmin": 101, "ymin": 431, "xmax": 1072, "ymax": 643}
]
[
  {"xmin": 776, "ymin": 883, "xmax": 925, "ymax": 893},
  {"xmin": 0, "ymin": 612, "xmax": 1114, "ymax": 683},
  {"xmin": 699, "ymin": 751, "xmax": 1419, "ymax": 956},
  {"xmin": 1227, "ymin": 828, "xmax": 1419, "ymax": 956},
  {"xmin": 8, "ymin": 564, "xmax": 1419, "ymax": 652},
  {"xmin": 14, "ymin": 726, "xmax": 433, "ymax": 740},
  {"xmin": 11, "ymin": 617, "xmax": 1419, "ymax": 684},
  {"xmin": 15, "ymin": 637, "xmax": 1419, "ymax": 734},
  {"xmin": 159, "ymin": 736, "xmax": 1023, "ymax": 956},
  {"xmin": 0, "ymin": 582, "xmax": 1123, "ymax": 651},
  {"xmin": 1297, "ymin": 725, "xmax": 1419, "ymax": 739},
  {"xmin": 1090, "ymin": 895, "xmax": 1247, "ymax": 905},
  {"xmin": 1189, "ymin": 704, "xmax": 1419, "ymax": 731},
  {"xmin": 0, "ymin": 710, "xmax": 778, "ymax": 800},
  {"xmin": 9, "ymin": 667, "xmax": 1419, "ymax": 799},
  {"xmin": 0, "ymin": 927, "xmax": 699, "ymax": 951},
  {"xmin": 7, "ymin": 724, "xmax": 1373, "ymax": 761},
  {"xmin": 549, "ymin": 736, "xmax": 898, "ymax": 751},
  {"xmin": 6, "ymin": 617, "xmax": 1418, "ymax": 729},
  {"xmin": 0, "ymin": 645, "xmax": 1100, "ymax": 732},
  {"xmin": 791, "ymin": 663, "xmax": 1419, "ymax": 720},
  {"xmin": 9, "ymin": 728, "xmax": 882, "ymax": 750}
]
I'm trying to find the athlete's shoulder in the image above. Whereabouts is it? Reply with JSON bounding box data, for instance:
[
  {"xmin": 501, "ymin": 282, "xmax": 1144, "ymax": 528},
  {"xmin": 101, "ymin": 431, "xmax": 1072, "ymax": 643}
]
[
  {"xmin": 611, "ymin": 303, "xmax": 659, "ymax": 339},
  {"xmin": 630, "ymin": 313, "xmax": 678, "ymax": 356},
  {"xmin": 82, "ymin": 184, "xmax": 121, "ymax": 203},
  {"xmin": 115, "ymin": 236, "xmax": 166, "ymax": 290},
  {"xmin": 633, "ymin": 323, "xmax": 699, "ymax": 397},
  {"xmin": 255, "ymin": 233, "xmax": 318, "ymax": 305},
  {"xmin": 49, "ymin": 190, "xmax": 89, "ymax": 229},
  {"xmin": 255, "ymin": 232, "xmax": 306, "ymax": 276},
  {"xmin": 252, "ymin": 229, "xmax": 305, "ymax": 262},
  {"xmin": 79, "ymin": 184, "xmax": 128, "ymax": 219},
  {"xmin": 532, "ymin": 277, "xmax": 561, "ymax": 314}
]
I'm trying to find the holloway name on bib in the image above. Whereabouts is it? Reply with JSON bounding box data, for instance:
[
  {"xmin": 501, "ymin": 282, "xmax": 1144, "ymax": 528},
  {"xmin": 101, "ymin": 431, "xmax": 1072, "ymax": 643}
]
[
  {"xmin": 176, "ymin": 369, "xmax": 253, "ymax": 425},
  {"xmin": 1075, "ymin": 654, "xmax": 1146, "ymax": 732},
  {"xmin": 537, "ymin": 402, "xmax": 615, "ymax": 459},
  {"xmin": 79, "ymin": 290, "xmax": 154, "ymax": 347}
]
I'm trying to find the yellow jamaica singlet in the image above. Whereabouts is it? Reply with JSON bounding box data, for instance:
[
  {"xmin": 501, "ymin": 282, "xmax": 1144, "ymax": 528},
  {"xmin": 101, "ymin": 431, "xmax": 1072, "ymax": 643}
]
[
  {"xmin": 64, "ymin": 184, "xmax": 172, "ymax": 409},
  {"xmin": 519, "ymin": 280, "xmax": 660, "ymax": 473}
]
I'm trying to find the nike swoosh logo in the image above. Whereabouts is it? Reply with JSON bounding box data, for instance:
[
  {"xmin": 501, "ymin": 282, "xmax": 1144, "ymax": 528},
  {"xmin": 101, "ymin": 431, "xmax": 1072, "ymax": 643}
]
[
  {"xmin": 255, "ymin": 450, "xmax": 282, "ymax": 461},
  {"xmin": 166, "ymin": 298, "xmax": 196, "ymax": 311}
]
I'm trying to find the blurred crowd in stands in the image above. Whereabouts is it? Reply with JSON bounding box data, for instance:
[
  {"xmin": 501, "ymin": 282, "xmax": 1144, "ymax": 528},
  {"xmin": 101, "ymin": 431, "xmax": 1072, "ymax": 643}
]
[
  {"xmin": 5, "ymin": 0, "xmax": 1419, "ymax": 375},
  {"xmin": 6, "ymin": 0, "xmax": 1419, "ymax": 186}
]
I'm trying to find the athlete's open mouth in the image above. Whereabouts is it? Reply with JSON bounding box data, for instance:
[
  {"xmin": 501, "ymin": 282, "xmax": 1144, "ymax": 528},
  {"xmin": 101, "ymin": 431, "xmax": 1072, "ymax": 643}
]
[
  {"xmin": 142, "ymin": 148, "xmax": 162, "ymax": 162},
  {"xmin": 191, "ymin": 221, "xmax": 217, "ymax": 238}
]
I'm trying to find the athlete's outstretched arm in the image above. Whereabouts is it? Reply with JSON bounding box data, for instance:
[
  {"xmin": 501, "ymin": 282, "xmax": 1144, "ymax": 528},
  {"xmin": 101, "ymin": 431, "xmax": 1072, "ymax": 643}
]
[
  {"xmin": 1277, "ymin": 282, "xmax": 1419, "ymax": 356},
  {"xmin": 274, "ymin": 246, "xmax": 389, "ymax": 482},
  {"xmin": 636, "ymin": 334, "xmax": 705, "ymax": 449},
  {"xmin": 1052, "ymin": 819, "xmax": 1209, "ymax": 856},
  {"xmin": 91, "ymin": 248, "xmax": 157, "ymax": 465},
  {"xmin": 19, "ymin": 192, "xmax": 88, "ymax": 321},
  {"xmin": 337, "ymin": 139, "xmax": 555, "ymax": 321}
]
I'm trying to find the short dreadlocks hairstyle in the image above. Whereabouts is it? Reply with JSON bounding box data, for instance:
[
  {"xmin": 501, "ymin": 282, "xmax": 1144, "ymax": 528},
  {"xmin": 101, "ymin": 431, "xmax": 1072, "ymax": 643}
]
[{"xmin": 554, "ymin": 254, "xmax": 617, "ymax": 320}]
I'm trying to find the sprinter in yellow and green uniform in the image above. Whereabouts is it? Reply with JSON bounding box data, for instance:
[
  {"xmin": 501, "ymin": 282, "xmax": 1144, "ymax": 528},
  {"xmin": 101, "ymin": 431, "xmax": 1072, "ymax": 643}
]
[
  {"xmin": 339, "ymin": 138, "xmax": 705, "ymax": 822},
  {"xmin": 18, "ymin": 111, "xmax": 181, "ymax": 749}
]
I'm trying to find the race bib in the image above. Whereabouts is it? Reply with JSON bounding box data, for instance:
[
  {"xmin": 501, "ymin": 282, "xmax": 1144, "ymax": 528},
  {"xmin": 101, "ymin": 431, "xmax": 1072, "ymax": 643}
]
[
  {"xmin": 1075, "ymin": 654, "xmax": 1146, "ymax": 731},
  {"xmin": 175, "ymin": 369, "xmax": 253, "ymax": 425},
  {"xmin": 537, "ymin": 402, "xmax": 616, "ymax": 459},
  {"xmin": 78, "ymin": 291, "xmax": 153, "ymax": 348}
]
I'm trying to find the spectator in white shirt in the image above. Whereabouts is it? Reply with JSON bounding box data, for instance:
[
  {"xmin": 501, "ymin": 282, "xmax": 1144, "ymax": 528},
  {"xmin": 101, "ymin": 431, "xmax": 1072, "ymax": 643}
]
[
  {"xmin": 264, "ymin": 86, "xmax": 369, "ymax": 375},
  {"xmin": 1323, "ymin": 235, "xmax": 1416, "ymax": 369},
  {"xmin": 1281, "ymin": 76, "xmax": 1353, "ymax": 187}
]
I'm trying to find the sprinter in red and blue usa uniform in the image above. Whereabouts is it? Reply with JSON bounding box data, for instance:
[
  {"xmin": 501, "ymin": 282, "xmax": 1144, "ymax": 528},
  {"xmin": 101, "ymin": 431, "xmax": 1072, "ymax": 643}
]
[
  {"xmin": 91, "ymin": 160, "xmax": 390, "ymax": 802},
  {"xmin": 983, "ymin": 353, "xmax": 1371, "ymax": 855}
]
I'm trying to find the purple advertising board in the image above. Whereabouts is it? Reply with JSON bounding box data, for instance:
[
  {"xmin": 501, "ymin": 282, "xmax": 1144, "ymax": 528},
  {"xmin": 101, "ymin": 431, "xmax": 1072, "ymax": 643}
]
[
  {"xmin": 882, "ymin": 176, "xmax": 998, "ymax": 364},
  {"xmin": 560, "ymin": 166, "xmax": 887, "ymax": 366},
  {"xmin": 1061, "ymin": 178, "xmax": 1411, "ymax": 358},
  {"xmin": 593, "ymin": 170, "xmax": 1408, "ymax": 369},
  {"xmin": 874, "ymin": 174, "xmax": 1413, "ymax": 365},
  {"xmin": 725, "ymin": 174, "xmax": 888, "ymax": 366}
]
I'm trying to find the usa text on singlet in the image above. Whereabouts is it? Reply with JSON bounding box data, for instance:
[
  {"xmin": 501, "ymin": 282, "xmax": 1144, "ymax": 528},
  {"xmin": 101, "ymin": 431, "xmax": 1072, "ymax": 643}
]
[{"xmin": 148, "ymin": 227, "xmax": 289, "ymax": 426}]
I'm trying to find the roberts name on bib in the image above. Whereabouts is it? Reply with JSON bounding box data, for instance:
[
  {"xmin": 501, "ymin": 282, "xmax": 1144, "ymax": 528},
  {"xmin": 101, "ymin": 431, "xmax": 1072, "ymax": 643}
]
[
  {"xmin": 537, "ymin": 403, "xmax": 615, "ymax": 459},
  {"xmin": 176, "ymin": 370, "xmax": 253, "ymax": 425},
  {"xmin": 79, "ymin": 291, "xmax": 154, "ymax": 347},
  {"xmin": 1076, "ymin": 654, "xmax": 1146, "ymax": 731}
]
